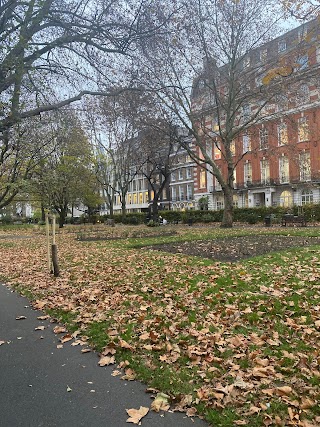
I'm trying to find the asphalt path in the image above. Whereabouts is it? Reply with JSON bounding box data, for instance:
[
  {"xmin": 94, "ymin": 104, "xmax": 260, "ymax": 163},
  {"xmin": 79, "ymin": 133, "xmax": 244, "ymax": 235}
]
[{"xmin": 0, "ymin": 284, "xmax": 208, "ymax": 427}]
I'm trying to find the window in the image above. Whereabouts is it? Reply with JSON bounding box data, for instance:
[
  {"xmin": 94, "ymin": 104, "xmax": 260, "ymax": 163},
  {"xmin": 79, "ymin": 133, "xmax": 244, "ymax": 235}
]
[
  {"xmin": 200, "ymin": 169, "xmax": 206, "ymax": 188},
  {"xmin": 145, "ymin": 191, "xmax": 149, "ymax": 203},
  {"xmin": 139, "ymin": 192, "xmax": 143, "ymax": 204},
  {"xmin": 233, "ymin": 194, "xmax": 239, "ymax": 208},
  {"xmin": 298, "ymin": 27, "xmax": 307, "ymax": 42},
  {"xmin": 230, "ymin": 140, "xmax": 236, "ymax": 156},
  {"xmin": 186, "ymin": 167, "xmax": 192, "ymax": 179},
  {"xmin": 243, "ymin": 134, "xmax": 251, "ymax": 153},
  {"xmin": 179, "ymin": 186, "xmax": 185, "ymax": 201},
  {"xmin": 242, "ymin": 104, "xmax": 250, "ymax": 120},
  {"xmin": 279, "ymin": 155, "xmax": 289, "ymax": 183},
  {"xmin": 295, "ymin": 55, "xmax": 308, "ymax": 71},
  {"xmin": 178, "ymin": 169, "xmax": 183, "ymax": 180},
  {"xmin": 301, "ymin": 189, "xmax": 313, "ymax": 205},
  {"xmin": 261, "ymin": 159, "xmax": 270, "ymax": 184},
  {"xmin": 261, "ymin": 48, "xmax": 268, "ymax": 62},
  {"xmin": 214, "ymin": 141, "xmax": 221, "ymax": 160},
  {"xmin": 171, "ymin": 187, "xmax": 176, "ymax": 202},
  {"xmin": 171, "ymin": 172, "xmax": 176, "ymax": 182},
  {"xmin": 133, "ymin": 193, "xmax": 137, "ymax": 204},
  {"xmin": 299, "ymin": 151, "xmax": 311, "ymax": 181},
  {"xmin": 244, "ymin": 162, "xmax": 252, "ymax": 184},
  {"xmin": 276, "ymin": 94, "xmax": 288, "ymax": 112},
  {"xmin": 278, "ymin": 123, "xmax": 288, "ymax": 146},
  {"xmin": 278, "ymin": 40, "xmax": 287, "ymax": 53},
  {"xmin": 215, "ymin": 177, "xmax": 222, "ymax": 191},
  {"xmin": 297, "ymin": 83, "xmax": 309, "ymax": 103},
  {"xmin": 233, "ymin": 168, "xmax": 237, "ymax": 189},
  {"xmin": 128, "ymin": 194, "xmax": 132, "ymax": 204},
  {"xmin": 298, "ymin": 116, "xmax": 310, "ymax": 142},
  {"xmin": 187, "ymin": 184, "xmax": 193, "ymax": 200},
  {"xmin": 259, "ymin": 128, "xmax": 269, "ymax": 149},
  {"xmin": 216, "ymin": 197, "xmax": 224, "ymax": 210}
]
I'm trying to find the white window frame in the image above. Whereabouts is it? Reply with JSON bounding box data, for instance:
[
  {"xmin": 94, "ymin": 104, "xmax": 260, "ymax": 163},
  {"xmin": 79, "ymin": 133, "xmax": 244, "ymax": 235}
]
[
  {"xmin": 279, "ymin": 156, "xmax": 289, "ymax": 184},
  {"xmin": 299, "ymin": 151, "xmax": 311, "ymax": 181}
]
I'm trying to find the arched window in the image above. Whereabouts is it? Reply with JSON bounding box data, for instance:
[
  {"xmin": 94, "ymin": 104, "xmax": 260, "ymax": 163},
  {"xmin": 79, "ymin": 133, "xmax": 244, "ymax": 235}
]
[{"xmin": 301, "ymin": 189, "xmax": 313, "ymax": 205}]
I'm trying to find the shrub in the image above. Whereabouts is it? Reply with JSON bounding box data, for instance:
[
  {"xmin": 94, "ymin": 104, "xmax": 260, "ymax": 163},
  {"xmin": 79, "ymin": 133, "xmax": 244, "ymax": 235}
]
[{"xmin": 146, "ymin": 220, "xmax": 159, "ymax": 227}]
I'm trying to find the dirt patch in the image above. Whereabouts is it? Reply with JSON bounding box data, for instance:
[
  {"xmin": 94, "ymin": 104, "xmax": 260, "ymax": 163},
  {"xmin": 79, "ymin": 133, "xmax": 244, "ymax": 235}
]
[
  {"xmin": 76, "ymin": 231, "xmax": 177, "ymax": 241},
  {"xmin": 145, "ymin": 234, "xmax": 320, "ymax": 262}
]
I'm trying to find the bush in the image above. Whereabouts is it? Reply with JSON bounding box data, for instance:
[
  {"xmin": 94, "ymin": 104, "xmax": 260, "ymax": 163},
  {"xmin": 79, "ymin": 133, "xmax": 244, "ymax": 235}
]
[
  {"xmin": 1, "ymin": 215, "xmax": 13, "ymax": 225},
  {"xmin": 146, "ymin": 220, "xmax": 159, "ymax": 227}
]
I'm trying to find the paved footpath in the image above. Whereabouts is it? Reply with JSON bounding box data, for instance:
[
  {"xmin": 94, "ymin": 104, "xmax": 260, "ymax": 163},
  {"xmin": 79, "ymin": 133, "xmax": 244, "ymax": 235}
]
[{"xmin": 0, "ymin": 284, "xmax": 208, "ymax": 427}]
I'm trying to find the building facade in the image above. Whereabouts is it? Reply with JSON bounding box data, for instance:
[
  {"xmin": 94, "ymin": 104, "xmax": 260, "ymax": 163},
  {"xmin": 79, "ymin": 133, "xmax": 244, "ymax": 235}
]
[{"xmin": 191, "ymin": 19, "xmax": 320, "ymax": 211}]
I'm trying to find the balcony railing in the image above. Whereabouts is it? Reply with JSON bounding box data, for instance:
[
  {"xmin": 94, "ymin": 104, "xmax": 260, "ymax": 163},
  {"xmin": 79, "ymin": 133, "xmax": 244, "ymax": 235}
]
[{"xmin": 236, "ymin": 174, "xmax": 320, "ymax": 189}]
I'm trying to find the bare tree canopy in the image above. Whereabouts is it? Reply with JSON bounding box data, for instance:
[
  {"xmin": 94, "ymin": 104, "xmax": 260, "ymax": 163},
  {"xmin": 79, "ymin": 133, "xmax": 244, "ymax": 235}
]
[
  {"xmin": 282, "ymin": 0, "xmax": 320, "ymax": 19},
  {"xmin": 0, "ymin": 0, "xmax": 171, "ymax": 132}
]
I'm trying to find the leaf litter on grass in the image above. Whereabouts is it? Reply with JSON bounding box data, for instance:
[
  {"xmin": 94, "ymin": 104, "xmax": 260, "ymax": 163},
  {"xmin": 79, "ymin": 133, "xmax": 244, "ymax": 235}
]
[{"xmin": 0, "ymin": 226, "xmax": 320, "ymax": 426}]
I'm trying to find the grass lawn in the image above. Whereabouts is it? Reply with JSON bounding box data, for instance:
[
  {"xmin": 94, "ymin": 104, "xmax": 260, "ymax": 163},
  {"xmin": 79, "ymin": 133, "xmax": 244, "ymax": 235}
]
[{"xmin": 0, "ymin": 223, "xmax": 319, "ymax": 426}]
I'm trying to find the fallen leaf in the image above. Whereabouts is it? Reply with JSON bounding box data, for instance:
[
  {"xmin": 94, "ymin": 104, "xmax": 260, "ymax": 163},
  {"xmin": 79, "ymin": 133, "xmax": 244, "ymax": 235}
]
[
  {"xmin": 126, "ymin": 406, "xmax": 149, "ymax": 424},
  {"xmin": 121, "ymin": 368, "xmax": 136, "ymax": 381},
  {"xmin": 53, "ymin": 326, "xmax": 67, "ymax": 334},
  {"xmin": 276, "ymin": 386, "xmax": 292, "ymax": 396},
  {"xmin": 60, "ymin": 334, "xmax": 73, "ymax": 343},
  {"xmin": 0, "ymin": 340, "xmax": 6, "ymax": 346},
  {"xmin": 81, "ymin": 348, "xmax": 91, "ymax": 353},
  {"xmin": 16, "ymin": 316, "xmax": 26, "ymax": 320},
  {"xmin": 35, "ymin": 326, "xmax": 45, "ymax": 331},
  {"xmin": 119, "ymin": 339, "xmax": 134, "ymax": 351},
  {"xmin": 37, "ymin": 315, "xmax": 50, "ymax": 320},
  {"xmin": 98, "ymin": 355, "xmax": 115, "ymax": 366},
  {"xmin": 151, "ymin": 392, "xmax": 170, "ymax": 412},
  {"xmin": 67, "ymin": 385, "xmax": 72, "ymax": 392}
]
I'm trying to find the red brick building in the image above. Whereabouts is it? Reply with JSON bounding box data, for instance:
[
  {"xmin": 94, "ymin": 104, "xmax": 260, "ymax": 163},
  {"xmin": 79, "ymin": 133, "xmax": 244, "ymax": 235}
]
[{"xmin": 192, "ymin": 20, "xmax": 320, "ymax": 210}]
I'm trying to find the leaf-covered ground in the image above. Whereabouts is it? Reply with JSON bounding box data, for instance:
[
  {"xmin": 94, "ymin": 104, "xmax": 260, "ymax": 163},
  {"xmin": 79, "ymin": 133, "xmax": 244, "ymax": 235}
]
[{"xmin": 0, "ymin": 224, "xmax": 319, "ymax": 426}]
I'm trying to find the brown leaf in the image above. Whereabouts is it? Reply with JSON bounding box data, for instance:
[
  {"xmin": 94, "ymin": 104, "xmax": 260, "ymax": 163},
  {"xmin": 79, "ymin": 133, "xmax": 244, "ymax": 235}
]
[
  {"xmin": 16, "ymin": 316, "xmax": 26, "ymax": 320},
  {"xmin": 121, "ymin": 368, "xmax": 136, "ymax": 381},
  {"xmin": 53, "ymin": 326, "xmax": 67, "ymax": 334},
  {"xmin": 37, "ymin": 315, "xmax": 50, "ymax": 320},
  {"xmin": 300, "ymin": 397, "xmax": 315, "ymax": 409},
  {"xmin": 60, "ymin": 334, "xmax": 73, "ymax": 343},
  {"xmin": 276, "ymin": 386, "xmax": 292, "ymax": 396},
  {"xmin": 119, "ymin": 339, "xmax": 134, "ymax": 351},
  {"xmin": 126, "ymin": 406, "xmax": 149, "ymax": 424},
  {"xmin": 34, "ymin": 326, "xmax": 45, "ymax": 331},
  {"xmin": 98, "ymin": 355, "xmax": 115, "ymax": 366},
  {"xmin": 151, "ymin": 392, "xmax": 170, "ymax": 412}
]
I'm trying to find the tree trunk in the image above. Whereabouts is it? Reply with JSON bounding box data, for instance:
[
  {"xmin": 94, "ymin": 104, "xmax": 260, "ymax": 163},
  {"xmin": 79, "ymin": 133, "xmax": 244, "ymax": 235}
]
[
  {"xmin": 152, "ymin": 198, "xmax": 159, "ymax": 221},
  {"xmin": 121, "ymin": 200, "xmax": 126, "ymax": 221},
  {"xmin": 41, "ymin": 203, "xmax": 45, "ymax": 222},
  {"xmin": 58, "ymin": 208, "xmax": 67, "ymax": 228},
  {"xmin": 221, "ymin": 188, "xmax": 233, "ymax": 228}
]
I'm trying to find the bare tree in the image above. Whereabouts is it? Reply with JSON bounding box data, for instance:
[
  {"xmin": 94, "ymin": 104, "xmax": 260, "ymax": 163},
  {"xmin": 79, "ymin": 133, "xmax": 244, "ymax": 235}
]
[
  {"xmin": 136, "ymin": 121, "xmax": 179, "ymax": 220},
  {"xmin": 281, "ymin": 0, "xmax": 320, "ymax": 19},
  {"xmin": 0, "ymin": 0, "xmax": 173, "ymax": 133},
  {"xmin": 135, "ymin": 0, "xmax": 317, "ymax": 227}
]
